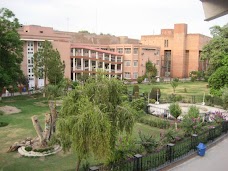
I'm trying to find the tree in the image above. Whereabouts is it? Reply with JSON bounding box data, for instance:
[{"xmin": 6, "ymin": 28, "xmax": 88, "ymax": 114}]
[
  {"xmin": 170, "ymin": 80, "xmax": 179, "ymax": 93},
  {"xmin": 58, "ymin": 75, "xmax": 135, "ymax": 170},
  {"xmin": 0, "ymin": 8, "xmax": 23, "ymax": 100},
  {"xmin": 169, "ymin": 103, "xmax": 182, "ymax": 130},
  {"xmin": 34, "ymin": 40, "xmax": 64, "ymax": 94},
  {"xmin": 201, "ymin": 24, "xmax": 228, "ymax": 95},
  {"xmin": 145, "ymin": 60, "xmax": 157, "ymax": 82}
]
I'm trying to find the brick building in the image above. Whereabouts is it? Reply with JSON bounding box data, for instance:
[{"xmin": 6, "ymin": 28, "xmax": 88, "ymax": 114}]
[{"xmin": 141, "ymin": 23, "xmax": 211, "ymax": 78}]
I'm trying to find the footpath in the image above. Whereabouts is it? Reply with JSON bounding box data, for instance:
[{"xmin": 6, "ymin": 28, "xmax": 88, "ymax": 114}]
[{"xmin": 168, "ymin": 137, "xmax": 228, "ymax": 171}]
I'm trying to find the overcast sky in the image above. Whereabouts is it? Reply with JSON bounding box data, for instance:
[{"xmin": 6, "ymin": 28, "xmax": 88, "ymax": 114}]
[{"xmin": 1, "ymin": 0, "xmax": 227, "ymax": 39}]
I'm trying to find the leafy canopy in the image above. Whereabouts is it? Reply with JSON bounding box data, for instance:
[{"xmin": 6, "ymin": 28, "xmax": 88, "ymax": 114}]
[
  {"xmin": 0, "ymin": 8, "xmax": 23, "ymax": 92},
  {"xmin": 201, "ymin": 24, "xmax": 228, "ymax": 95},
  {"xmin": 58, "ymin": 74, "xmax": 135, "ymax": 165}
]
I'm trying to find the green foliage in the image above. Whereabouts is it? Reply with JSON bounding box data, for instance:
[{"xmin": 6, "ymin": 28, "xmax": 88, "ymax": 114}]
[
  {"xmin": 173, "ymin": 78, "xmax": 179, "ymax": 82},
  {"xmin": 149, "ymin": 87, "xmax": 161, "ymax": 100},
  {"xmin": 170, "ymin": 81, "xmax": 178, "ymax": 93},
  {"xmin": 145, "ymin": 60, "xmax": 157, "ymax": 82},
  {"xmin": 132, "ymin": 85, "xmax": 139, "ymax": 97},
  {"xmin": 0, "ymin": 122, "xmax": 9, "ymax": 127},
  {"xmin": 33, "ymin": 147, "xmax": 54, "ymax": 153},
  {"xmin": 208, "ymin": 66, "xmax": 228, "ymax": 96},
  {"xmin": 163, "ymin": 128, "xmax": 180, "ymax": 143},
  {"xmin": 138, "ymin": 117, "xmax": 170, "ymax": 129},
  {"xmin": 187, "ymin": 106, "xmax": 200, "ymax": 118},
  {"xmin": 0, "ymin": 8, "xmax": 24, "ymax": 94},
  {"xmin": 181, "ymin": 106, "xmax": 202, "ymax": 136},
  {"xmin": 78, "ymin": 30, "xmax": 90, "ymax": 34},
  {"xmin": 137, "ymin": 76, "xmax": 144, "ymax": 84},
  {"xmin": 34, "ymin": 41, "xmax": 64, "ymax": 87},
  {"xmin": 138, "ymin": 131, "xmax": 159, "ymax": 153},
  {"xmin": 222, "ymin": 87, "xmax": 228, "ymax": 109},
  {"xmin": 201, "ymin": 24, "xmax": 228, "ymax": 77},
  {"xmin": 0, "ymin": 110, "xmax": 4, "ymax": 115},
  {"xmin": 169, "ymin": 103, "xmax": 182, "ymax": 119},
  {"xmin": 109, "ymin": 136, "xmax": 137, "ymax": 163},
  {"xmin": 58, "ymin": 75, "xmax": 135, "ymax": 166},
  {"xmin": 168, "ymin": 94, "xmax": 182, "ymax": 102},
  {"xmin": 131, "ymin": 98, "xmax": 145, "ymax": 112},
  {"xmin": 25, "ymin": 146, "xmax": 32, "ymax": 152},
  {"xmin": 201, "ymin": 24, "xmax": 228, "ymax": 94}
]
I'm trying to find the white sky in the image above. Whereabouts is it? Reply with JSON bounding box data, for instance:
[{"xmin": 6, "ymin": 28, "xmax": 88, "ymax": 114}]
[{"xmin": 1, "ymin": 0, "xmax": 228, "ymax": 39}]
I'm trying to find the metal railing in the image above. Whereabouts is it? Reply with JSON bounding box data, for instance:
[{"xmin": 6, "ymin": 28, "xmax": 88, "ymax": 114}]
[{"xmin": 89, "ymin": 121, "xmax": 228, "ymax": 171}]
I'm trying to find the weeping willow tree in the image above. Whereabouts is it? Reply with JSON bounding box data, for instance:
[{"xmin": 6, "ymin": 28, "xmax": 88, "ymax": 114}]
[{"xmin": 58, "ymin": 74, "xmax": 135, "ymax": 170}]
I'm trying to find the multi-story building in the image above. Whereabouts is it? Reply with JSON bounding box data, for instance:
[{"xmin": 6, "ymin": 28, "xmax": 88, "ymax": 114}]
[
  {"xmin": 94, "ymin": 44, "xmax": 160, "ymax": 80},
  {"xmin": 70, "ymin": 45, "xmax": 123, "ymax": 80},
  {"xmin": 18, "ymin": 25, "xmax": 160, "ymax": 87},
  {"xmin": 18, "ymin": 25, "xmax": 71, "ymax": 88},
  {"xmin": 141, "ymin": 23, "xmax": 211, "ymax": 78}
]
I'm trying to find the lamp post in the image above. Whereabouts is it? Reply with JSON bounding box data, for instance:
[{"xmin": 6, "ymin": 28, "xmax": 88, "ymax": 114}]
[{"xmin": 155, "ymin": 89, "xmax": 159, "ymax": 105}]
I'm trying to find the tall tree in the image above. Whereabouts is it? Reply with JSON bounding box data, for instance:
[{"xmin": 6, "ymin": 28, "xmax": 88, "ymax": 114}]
[
  {"xmin": 201, "ymin": 24, "xmax": 228, "ymax": 95},
  {"xmin": 58, "ymin": 74, "xmax": 135, "ymax": 170},
  {"xmin": 145, "ymin": 60, "xmax": 157, "ymax": 82},
  {"xmin": 0, "ymin": 8, "xmax": 23, "ymax": 100},
  {"xmin": 34, "ymin": 41, "xmax": 64, "ymax": 94}
]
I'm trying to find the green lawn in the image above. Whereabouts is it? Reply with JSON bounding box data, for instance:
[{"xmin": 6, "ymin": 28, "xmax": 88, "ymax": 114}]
[
  {"xmin": 0, "ymin": 94, "xmax": 162, "ymax": 171},
  {"xmin": 128, "ymin": 81, "xmax": 209, "ymax": 96}
]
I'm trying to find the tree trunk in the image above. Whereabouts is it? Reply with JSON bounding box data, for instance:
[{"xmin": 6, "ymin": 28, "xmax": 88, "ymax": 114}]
[
  {"xmin": 49, "ymin": 100, "xmax": 57, "ymax": 134},
  {"xmin": 175, "ymin": 122, "xmax": 177, "ymax": 130},
  {"xmin": 31, "ymin": 115, "xmax": 46, "ymax": 147},
  {"xmin": 75, "ymin": 158, "xmax": 81, "ymax": 171},
  {"xmin": 44, "ymin": 113, "xmax": 52, "ymax": 141}
]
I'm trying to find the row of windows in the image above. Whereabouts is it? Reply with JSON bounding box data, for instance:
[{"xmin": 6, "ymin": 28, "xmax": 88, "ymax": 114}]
[
  {"xmin": 27, "ymin": 42, "xmax": 34, "ymax": 47},
  {"xmin": 124, "ymin": 60, "xmax": 138, "ymax": 67},
  {"xmin": 124, "ymin": 72, "xmax": 138, "ymax": 79},
  {"xmin": 27, "ymin": 52, "xmax": 34, "ymax": 54},
  {"xmin": 116, "ymin": 48, "xmax": 138, "ymax": 54}
]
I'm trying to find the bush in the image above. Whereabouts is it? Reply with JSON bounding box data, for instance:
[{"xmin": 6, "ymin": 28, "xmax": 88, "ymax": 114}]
[
  {"xmin": 137, "ymin": 76, "xmax": 144, "ymax": 84},
  {"xmin": 168, "ymin": 94, "xmax": 182, "ymax": 102},
  {"xmin": 187, "ymin": 106, "xmax": 199, "ymax": 118},
  {"xmin": 33, "ymin": 147, "xmax": 54, "ymax": 153},
  {"xmin": 131, "ymin": 98, "xmax": 146, "ymax": 111},
  {"xmin": 139, "ymin": 131, "xmax": 159, "ymax": 153},
  {"xmin": 169, "ymin": 103, "xmax": 182, "ymax": 119},
  {"xmin": 0, "ymin": 122, "xmax": 9, "ymax": 127},
  {"xmin": 149, "ymin": 99, "xmax": 156, "ymax": 103},
  {"xmin": 173, "ymin": 77, "xmax": 179, "ymax": 82},
  {"xmin": 0, "ymin": 110, "xmax": 4, "ymax": 115},
  {"xmin": 132, "ymin": 85, "xmax": 139, "ymax": 97},
  {"xmin": 149, "ymin": 87, "xmax": 161, "ymax": 100},
  {"xmin": 25, "ymin": 146, "xmax": 33, "ymax": 152},
  {"xmin": 138, "ymin": 117, "xmax": 170, "ymax": 129}
]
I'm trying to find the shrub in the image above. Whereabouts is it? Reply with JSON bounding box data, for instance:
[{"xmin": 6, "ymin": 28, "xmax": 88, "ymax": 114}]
[
  {"xmin": 149, "ymin": 99, "xmax": 156, "ymax": 103},
  {"xmin": 131, "ymin": 98, "xmax": 146, "ymax": 111},
  {"xmin": 169, "ymin": 103, "xmax": 182, "ymax": 119},
  {"xmin": 137, "ymin": 76, "xmax": 144, "ymax": 84},
  {"xmin": 138, "ymin": 117, "xmax": 170, "ymax": 129},
  {"xmin": 149, "ymin": 87, "xmax": 161, "ymax": 100},
  {"xmin": 25, "ymin": 146, "xmax": 33, "ymax": 152},
  {"xmin": 0, "ymin": 110, "xmax": 4, "ymax": 115},
  {"xmin": 173, "ymin": 77, "xmax": 179, "ymax": 82},
  {"xmin": 33, "ymin": 147, "xmax": 54, "ymax": 153},
  {"xmin": 132, "ymin": 85, "xmax": 139, "ymax": 97},
  {"xmin": 163, "ymin": 128, "xmax": 179, "ymax": 143},
  {"xmin": 138, "ymin": 131, "xmax": 159, "ymax": 153},
  {"xmin": 187, "ymin": 106, "xmax": 199, "ymax": 118},
  {"xmin": 0, "ymin": 122, "xmax": 9, "ymax": 127},
  {"xmin": 168, "ymin": 94, "xmax": 182, "ymax": 102}
]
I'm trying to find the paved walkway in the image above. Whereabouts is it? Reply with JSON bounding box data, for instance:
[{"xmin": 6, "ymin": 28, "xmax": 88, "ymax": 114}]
[{"xmin": 169, "ymin": 137, "xmax": 228, "ymax": 171}]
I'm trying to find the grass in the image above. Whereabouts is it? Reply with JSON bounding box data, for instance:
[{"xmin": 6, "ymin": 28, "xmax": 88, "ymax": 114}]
[
  {"xmin": 128, "ymin": 81, "xmax": 209, "ymax": 96},
  {"xmin": 0, "ymin": 94, "xmax": 164, "ymax": 171}
]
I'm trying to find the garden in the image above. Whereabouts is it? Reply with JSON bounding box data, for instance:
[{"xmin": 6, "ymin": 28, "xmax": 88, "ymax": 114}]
[{"xmin": 0, "ymin": 80, "xmax": 227, "ymax": 171}]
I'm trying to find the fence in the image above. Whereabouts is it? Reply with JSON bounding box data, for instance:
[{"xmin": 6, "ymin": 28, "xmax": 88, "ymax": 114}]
[{"xmin": 89, "ymin": 121, "xmax": 228, "ymax": 171}]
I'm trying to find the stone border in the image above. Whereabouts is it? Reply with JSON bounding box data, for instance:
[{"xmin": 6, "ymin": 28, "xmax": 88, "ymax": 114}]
[{"xmin": 18, "ymin": 145, "xmax": 62, "ymax": 157}]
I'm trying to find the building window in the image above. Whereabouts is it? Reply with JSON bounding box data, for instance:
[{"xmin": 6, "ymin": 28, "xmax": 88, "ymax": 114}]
[
  {"xmin": 28, "ymin": 59, "xmax": 30, "ymax": 64},
  {"xmin": 124, "ymin": 72, "xmax": 131, "ymax": 79},
  {"xmin": 133, "ymin": 48, "xmax": 138, "ymax": 54},
  {"xmin": 117, "ymin": 48, "xmax": 123, "ymax": 54},
  {"xmin": 110, "ymin": 48, "xmax": 115, "ymax": 52},
  {"xmin": 124, "ymin": 60, "xmax": 131, "ymax": 66},
  {"xmin": 124, "ymin": 48, "xmax": 131, "ymax": 54},
  {"xmin": 133, "ymin": 72, "xmax": 138, "ymax": 79},
  {"xmin": 40, "ymin": 31, "xmax": 43, "ymax": 33},
  {"xmin": 28, "ymin": 69, "xmax": 31, "ymax": 73},
  {"xmin": 133, "ymin": 60, "xmax": 138, "ymax": 67},
  {"xmin": 164, "ymin": 40, "xmax": 169, "ymax": 47}
]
